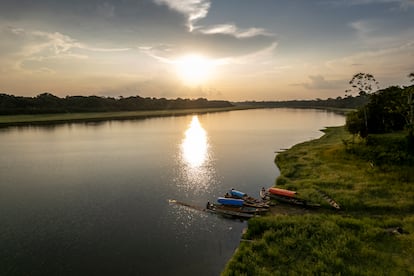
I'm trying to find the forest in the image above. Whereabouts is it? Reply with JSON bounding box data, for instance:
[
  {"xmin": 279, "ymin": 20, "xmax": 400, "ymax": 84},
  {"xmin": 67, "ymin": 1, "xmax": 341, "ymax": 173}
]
[
  {"xmin": 0, "ymin": 93, "xmax": 234, "ymax": 115},
  {"xmin": 238, "ymin": 94, "xmax": 368, "ymax": 110}
]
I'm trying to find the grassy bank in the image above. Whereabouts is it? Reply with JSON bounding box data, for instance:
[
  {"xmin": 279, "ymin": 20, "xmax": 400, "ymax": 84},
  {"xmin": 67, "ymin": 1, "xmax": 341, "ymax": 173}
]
[
  {"xmin": 223, "ymin": 126, "xmax": 414, "ymax": 275},
  {"xmin": 0, "ymin": 106, "xmax": 249, "ymax": 127}
]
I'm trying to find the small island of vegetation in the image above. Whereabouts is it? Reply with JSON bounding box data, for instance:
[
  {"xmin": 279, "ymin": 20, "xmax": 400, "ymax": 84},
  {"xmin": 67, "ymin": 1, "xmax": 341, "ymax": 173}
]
[{"xmin": 223, "ymin": 73, "xmax": 414, "ymax": 275}]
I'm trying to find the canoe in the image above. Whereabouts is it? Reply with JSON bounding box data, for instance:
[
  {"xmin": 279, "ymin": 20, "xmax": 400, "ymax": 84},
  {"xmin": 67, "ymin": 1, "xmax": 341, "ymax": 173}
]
[
  {"xmin": 268, "ymin": 187, "xmax": 297, "ymax": 198},
  {"xmin": 206, "ymin": 201, "xmax": 267, "ymax": 218},
  {"xmin": 225, "ymin": 189, "xmax": 270, "ymax": 208},
  {"xmin": 229, "ymin": 189, "xmax": 246, "ymax": 198},
  {"xmin": 260, "ymin": 187, "xmax": 320, "ymax": 208},
  {"xmin": 206, "ymin": 202, "xmax": 256, "ymax": 218},
  {"xmin": 217, "ymin": 197, "xmax": 244, "ymax": 206}
]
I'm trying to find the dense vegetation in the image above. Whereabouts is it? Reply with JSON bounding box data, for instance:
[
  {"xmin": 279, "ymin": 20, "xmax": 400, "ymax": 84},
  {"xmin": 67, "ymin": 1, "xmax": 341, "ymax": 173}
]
[
  {"xmin": 223, "ymin": 126, "xmax": 414, "ymax": 275},
  {"xmin": 1, "ymin": 91, "xmax": 371, "ymax": 116},
  {"xmin": 238, "ymin": 95, "xmax": 368, "ymax": 110},
  {"xmin": 346, "ymin": 85, "xmax": 414, "ymax": 138},
  {"xmin": 0, "ymin": 93, "xmax": 233, "ymax": 115},
  {"xmin": 223, "ymin": 74, "xmax": 414, "ymax": 275}
]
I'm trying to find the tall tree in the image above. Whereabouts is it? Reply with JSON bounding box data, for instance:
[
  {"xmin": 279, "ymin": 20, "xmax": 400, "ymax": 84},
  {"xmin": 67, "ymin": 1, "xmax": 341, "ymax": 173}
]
[
  {"xmin": 345, "ymin": 72, "xmax": 379, "ymax": 97},
  {"xmin": 407, "ymin": 73, "xmax": 414, "ymax": 143}
]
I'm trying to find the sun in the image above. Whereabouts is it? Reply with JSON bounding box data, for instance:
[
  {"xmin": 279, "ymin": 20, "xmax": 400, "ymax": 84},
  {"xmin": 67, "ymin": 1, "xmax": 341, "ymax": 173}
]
[{"xmin": 174, "ymin": 54, "xmax": 213, "ymax": 86}]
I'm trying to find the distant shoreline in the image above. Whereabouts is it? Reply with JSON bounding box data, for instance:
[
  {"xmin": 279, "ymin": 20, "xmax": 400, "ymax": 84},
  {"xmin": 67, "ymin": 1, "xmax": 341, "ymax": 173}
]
[
  {"xmin": 0, "ymin": 106, "xmax": 353, "ymax": 128},
  {"xmin": 0, "ymin": 106, "xmax": 254, "ymax": 128}
]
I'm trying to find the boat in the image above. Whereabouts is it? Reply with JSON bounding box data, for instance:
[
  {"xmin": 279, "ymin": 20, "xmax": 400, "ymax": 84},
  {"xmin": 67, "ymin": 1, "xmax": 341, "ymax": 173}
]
[
  {"xmin": 168, "ymin": 199, "xmax": 261, "ymax": 219},
  {"xmin": 216, "ymin": 197, "xmax": 268, "ymax": 213},
  {"xmin": 268, "ymin": 187, "xmax": 297, "ymax": 198},
  {"xmin": 205, "ymin": 202, "xmax": 258, "ymax": 219},
  {"xmin": 260, "ymin": 187, "xmax": 320, "ymax": 208},
  {"xmin": 217, "ymin": 196, "xmax": 244, "ymax": 206},
  {"xmin": 224, "ymin": 189, "xmax": 270, "ymax": 208},
  {"xmin": 260, "ymin": 187, "xmax": 297, "ymax": 199}
]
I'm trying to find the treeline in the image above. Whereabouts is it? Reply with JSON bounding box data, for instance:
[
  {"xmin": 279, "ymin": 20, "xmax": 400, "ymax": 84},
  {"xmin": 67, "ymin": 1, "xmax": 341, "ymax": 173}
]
[
  {"xmin": 238, "ymin": 95, "xmax": 368, "ymax": 109},
  {"xmin": 344, "ymin": 72, "xmax": 414, "ymax": 165},
  {"xmin": 0, "ymin": 93, "xmax": 233, "ymax": 115},
  {"xmin": 346, "ymin": 85, "xmax": 414, "ymax": 137}
]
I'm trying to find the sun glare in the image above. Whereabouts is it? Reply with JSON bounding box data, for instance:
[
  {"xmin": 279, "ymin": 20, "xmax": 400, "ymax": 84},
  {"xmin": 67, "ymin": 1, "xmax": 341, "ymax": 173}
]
[
  {"xmin": 175, "ymin": 54, "xmax": 213, "ymax": 86},
  {"xmin": 181, "ymin": 116, "xmax": 208, "ymax": 167}
]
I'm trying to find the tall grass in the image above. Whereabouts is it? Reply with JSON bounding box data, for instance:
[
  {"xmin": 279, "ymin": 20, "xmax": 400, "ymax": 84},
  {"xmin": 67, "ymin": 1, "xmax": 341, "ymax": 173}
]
[
  {"xmin": 223, "ymin": 126, "xmax": 414, "ymax": 275},
  {"xmin": 274, "ymin": 127, "xmax": 414, "ymax": 213},
  {"xmin": 223, "ymin": 215, "xmax": 414, "ymax": 275}
]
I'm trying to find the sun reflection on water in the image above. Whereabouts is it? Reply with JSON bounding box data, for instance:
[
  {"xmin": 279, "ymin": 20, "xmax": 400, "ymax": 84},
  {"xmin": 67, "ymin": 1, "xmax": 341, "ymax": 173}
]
[
  {"xmin": 176, "ymin": 115, "xmax": 217, "ymax": 196},
  {"xmin": 182, "ymin": 116, "xmax": 208, "ymax": 167}
]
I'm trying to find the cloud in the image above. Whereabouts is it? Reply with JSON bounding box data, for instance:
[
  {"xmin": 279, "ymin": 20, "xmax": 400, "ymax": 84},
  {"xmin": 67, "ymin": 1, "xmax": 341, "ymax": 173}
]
[
  {"xmin": 0, "ymin": 25, "xmax": 131, "ymax": 74},
  {"xmin": 349, "ymin": 20, "xmax": 373, "ymax": 36},
  {"xmin": 96, "ymin": 2, "xmax": 115, "ymax": 18},
  {"xmin": 154, "ymin": 0, "xmax": 210, "ymax": 31},
  {"xmin": 329, "ymin": 0, "xmax": 414, "ymax": 8},
  {"xmin": 227, "ymin": 42, "xmax": 278, "ymax": 65},
  {"xmin": 292, "ymin": 75, "xmax": 345, "ymax": 90},
  {"xmin": 138, "ymin": 41, "xmax": 278, "ymax": 71},
  {"xmin": 138, "ymin": 44, "xmax": 176, "ymax": 63},
  {"xmin": 96, "ymin": 73, "xmax": 223, "ymax": 99},
  {"xmin": 153, "ymin": 0, "xmax": 274, "ymax": 39},
  {"xmin": 328, "ymin": 40, "xmax": 414, "ymax": 68},
  {"xmin": 197, "ymin": 24, "xmax": 273, "ymax": 38},
  {"xmin": 324, "ymin": 38, "xmax": 414, "ymax": 87}
]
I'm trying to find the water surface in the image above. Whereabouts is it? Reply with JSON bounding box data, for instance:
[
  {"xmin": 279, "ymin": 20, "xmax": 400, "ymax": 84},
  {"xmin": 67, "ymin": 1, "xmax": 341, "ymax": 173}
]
[{"xmin": 0, "ymin": 108, "xmax": 344, "ymax": 275}]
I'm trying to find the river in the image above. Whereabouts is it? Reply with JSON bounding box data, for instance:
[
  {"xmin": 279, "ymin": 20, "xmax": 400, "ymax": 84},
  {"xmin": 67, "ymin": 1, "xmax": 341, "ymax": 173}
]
[{"xmin": 0, "ymin": 108, "xmax": 344, "ymax": 275}]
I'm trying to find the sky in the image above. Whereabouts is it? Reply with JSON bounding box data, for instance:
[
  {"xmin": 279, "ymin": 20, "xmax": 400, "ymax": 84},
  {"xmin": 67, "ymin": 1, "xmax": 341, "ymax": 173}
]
[{"xmin": 0, "ymin": 0, "xmax": 413, "ymax": 101}]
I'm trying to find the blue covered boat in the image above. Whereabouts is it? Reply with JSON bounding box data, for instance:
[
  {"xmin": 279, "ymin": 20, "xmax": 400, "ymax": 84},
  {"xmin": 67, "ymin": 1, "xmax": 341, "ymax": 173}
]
[
  {"xmin": 224, "ymin": 189, "xmax": 270, "ymax": 208},
  {"xmin": 229, "ymin": 189, "xmax": 246, "ymax": 198},
  {"xmin": 217, "ymin": 197, "xmax": 244, "ymax": 206}
]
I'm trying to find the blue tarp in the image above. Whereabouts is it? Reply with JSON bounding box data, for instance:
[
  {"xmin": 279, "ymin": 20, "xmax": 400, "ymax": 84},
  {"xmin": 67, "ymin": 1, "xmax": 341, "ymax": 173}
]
[
  {"xmin": 230, "ymin": 189, "xmax": 246, "ymax": 198},
  {"xmin": 217, "ymin": 197, "xmax": 244, "ymax": 206}
]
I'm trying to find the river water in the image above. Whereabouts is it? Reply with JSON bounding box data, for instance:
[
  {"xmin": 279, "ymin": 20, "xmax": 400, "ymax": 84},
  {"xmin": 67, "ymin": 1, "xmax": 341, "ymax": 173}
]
[{"xmin": 0, "ymin": 108, "xmax": 344, "ymax": 275}]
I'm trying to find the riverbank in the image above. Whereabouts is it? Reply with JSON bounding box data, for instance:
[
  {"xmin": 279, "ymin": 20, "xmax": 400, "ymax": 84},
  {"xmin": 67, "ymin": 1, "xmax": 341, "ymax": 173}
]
[
  {"xmin": 0, "ymin": 106, "xmax": 253, "ymax": 128},
  {"xmin": 223, "ymin": 126, "xmax": 414, "ymax": 275}
]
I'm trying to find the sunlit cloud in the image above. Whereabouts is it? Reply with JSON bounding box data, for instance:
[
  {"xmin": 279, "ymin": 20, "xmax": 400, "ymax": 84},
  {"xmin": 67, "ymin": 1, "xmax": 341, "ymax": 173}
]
[
  {"xmin": 153, "ymin": 0, "xmax": 273, "ymax": 39},
  {"xmin": 228, "ymin": 42, "xmax": 278, "ymax": 65},
  {"xmin": 154, "ymin": 0, "xmax": 210, "ymax": 31},
  {"xmin": 291, "ymin": 75, "xmax": 346, "ymax": 90},
  {"xmin": 325, "ymin": 39, "xmax": 414, "ymax": 87},
  {"xmin": 0, "ymin": 25, "xmax": 130, "ymax": 73},
  {"xmin": 137, "ymin": 40, "xmax": 278, "ymax": 81},
  {"xmin": 197, "ymin": 24, "xmax": 273, "ymax": 38},
  {"xmin": 0, "ymin": 0, "xmax": 413, "ymax": 100}
]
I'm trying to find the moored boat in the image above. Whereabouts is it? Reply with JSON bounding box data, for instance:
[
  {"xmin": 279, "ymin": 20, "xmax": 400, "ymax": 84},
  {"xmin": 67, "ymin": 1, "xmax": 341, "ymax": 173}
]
[
  {"xmin": 217, "ymin": 197, "xmax": 244, "ymax": 206},
  {"xmin": 206, "ymin": 201, "xmax": 264, "ymax": 219},
  {"xmin": 268, "ymin": 187, "xmax": 297, "ymax": 198},
  {"xmin": 205, "ymin": 202, "xmax": 256, "ymax": 218},
  {"xmin": 225, "ymin": 189, "xmax": 270, "ymax": 208},
  {"xmin": 261, "ymin": 187, "xmax": 320, "ymax": 208}
]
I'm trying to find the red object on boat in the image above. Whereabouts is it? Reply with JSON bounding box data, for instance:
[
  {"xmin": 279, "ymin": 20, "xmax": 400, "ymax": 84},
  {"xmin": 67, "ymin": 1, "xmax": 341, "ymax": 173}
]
[{"xmin": 268, "ymin": 187, "xmax": 297, "ymax": 198}]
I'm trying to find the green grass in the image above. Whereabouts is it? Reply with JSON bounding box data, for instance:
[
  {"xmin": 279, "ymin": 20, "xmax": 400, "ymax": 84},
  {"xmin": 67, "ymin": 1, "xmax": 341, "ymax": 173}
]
[
  {"xmin": 224, "ymin": 215, "xmax": 414, "ymax": 275},
  {"xmin": 0, "ymin": 106, "xmax": 249, "ymax": 127},
  {"xmin": 223, "ymin": 126, "xmax": 414, "ymax": 275}
]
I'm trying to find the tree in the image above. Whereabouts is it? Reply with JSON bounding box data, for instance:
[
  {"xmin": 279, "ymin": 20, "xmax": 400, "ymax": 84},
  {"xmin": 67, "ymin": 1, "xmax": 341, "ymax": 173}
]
[
  {"xmin": 407, "ymin": 73, "xmax": 414, "ymax": 151},
  {"xmin": 345, "ymin": 72, "xmax": 379, "ymax": 97},
  {"xmin": 346, "ymin": 86, "xmax": 410, "ymax": 137},
  {"xmin": 346, "ymin": 110, "xmax": 367, "ymax": 138}
]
